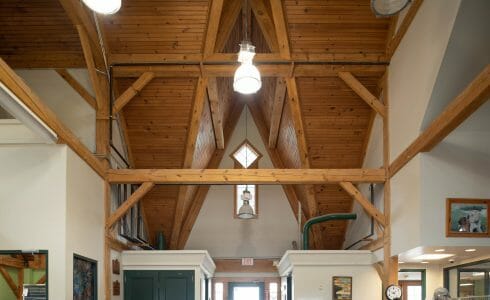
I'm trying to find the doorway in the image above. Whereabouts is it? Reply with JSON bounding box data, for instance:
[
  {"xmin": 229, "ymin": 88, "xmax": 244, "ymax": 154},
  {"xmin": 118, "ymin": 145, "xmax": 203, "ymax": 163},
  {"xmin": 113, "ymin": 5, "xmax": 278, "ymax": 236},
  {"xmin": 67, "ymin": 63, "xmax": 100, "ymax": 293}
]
[
  {"xmin": 228, "ymin": 282, "xmax": 264, "ymax": 300},
  {"xmin": 398, "ymin": 269, "xmax": 426, "ymax": 300}
]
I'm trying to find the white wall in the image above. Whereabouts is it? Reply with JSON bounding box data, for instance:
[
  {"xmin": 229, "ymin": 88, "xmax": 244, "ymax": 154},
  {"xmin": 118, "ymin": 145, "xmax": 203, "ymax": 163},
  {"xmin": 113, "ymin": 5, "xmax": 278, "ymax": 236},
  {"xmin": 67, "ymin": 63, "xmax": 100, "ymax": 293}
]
[
  {"xmin": 0, "ymin": 144, "xmax": 68, "ymax": 299},
  {"xmin": 65, "ymin": 148, "xmax": 105, "ymax": 299},
  {"xmin": 15, "ymin": 69, "xmax": 96, "ymax": 152},
  {"xmin": 186, "ymin": 107, "xmax": 299, "ymax": 258},
  {"xmin": 0, "ymin": 119, "xmax": 47, "ymax": 144}
]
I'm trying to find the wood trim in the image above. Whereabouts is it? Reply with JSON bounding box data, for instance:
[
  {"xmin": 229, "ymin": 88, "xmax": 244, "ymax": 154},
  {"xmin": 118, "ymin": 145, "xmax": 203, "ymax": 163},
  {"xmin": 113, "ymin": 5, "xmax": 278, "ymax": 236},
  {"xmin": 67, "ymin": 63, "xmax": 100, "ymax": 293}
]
[
  {"xmin": 269, "ymin": 77, "xmax": 287, "ymax": 148},
  {"xmin": 55, "ymin": 69, "xmax": 97, "ymax": 110},
  {"xmin": 338, "ymin": 71, "xmax": 386, "ymax": 118},
  {"xmin": 446, "ymin": 198, "xmax": 490, "ymax": 238},
  {"xmin": 177, "ymin": 102, "xmax": 246, "ymax": 249},
  {"xmin": 170, "ymin": 77, "xmax": 209, "ymax": 249},
  {"xmin": 389, "ymin": 65, "xmax": 490, "ymax": 177},
  {"xmin": 203, "ymin": 0, "xmax": 225, "ymax": 57},
  {"xmin": 207, "ymin": 77, "xmax": 225, "ymax": 149},
  {"xmin": 107, "ymin": 168, "xmax": 387, "ymax": 184},
  {"xmin": 387, "ymin": 0, "xmax": 424, "ymax": 58},
  {"xmin": 270, "ymin": 0, "xmax": 291, "ymax": 59},
  {"xmin": 0, "ymin": 58, "xmax": 105, "ymax": 177},
  {"xmin": 112, "ymin": 72, "xmax": 155, "ymax": 115},
  {"xmin": 106, "ymin": 182, "xmax": 155, "ymax": 229},
  {"xmin": 250, "ymin": 0, "xmax": 279, "ymax": 52},
  {"xmin": 214, "ymin": 0, "xmax": 242, "ymax": 52},
  {"xmin": 0, "ymin": 267, "xmax": 17, "ymax": 296},
  {"xmin": 340, "ymin": 182, "xmax": 386, "ymax": 226}
]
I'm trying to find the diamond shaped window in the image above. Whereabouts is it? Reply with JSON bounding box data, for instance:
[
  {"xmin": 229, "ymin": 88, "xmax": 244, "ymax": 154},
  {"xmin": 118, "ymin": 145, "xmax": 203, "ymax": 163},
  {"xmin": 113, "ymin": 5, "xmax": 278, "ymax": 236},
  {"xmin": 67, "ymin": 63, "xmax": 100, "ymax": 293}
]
[{"xmin": 232, "ymin": 142, "xmax": 259, "ymax": 168}]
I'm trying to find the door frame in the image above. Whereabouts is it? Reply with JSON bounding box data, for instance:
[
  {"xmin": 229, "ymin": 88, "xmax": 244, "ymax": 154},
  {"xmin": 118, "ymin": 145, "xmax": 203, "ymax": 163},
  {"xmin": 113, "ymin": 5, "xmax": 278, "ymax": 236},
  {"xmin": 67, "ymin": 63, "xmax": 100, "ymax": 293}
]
[
  {"xmin": 399, "ymin": 269, "xmax": 426, "ymax": 300},
  {"xmin": 228, "ymin": 282, "xmax": 265, "ymax": 300}
]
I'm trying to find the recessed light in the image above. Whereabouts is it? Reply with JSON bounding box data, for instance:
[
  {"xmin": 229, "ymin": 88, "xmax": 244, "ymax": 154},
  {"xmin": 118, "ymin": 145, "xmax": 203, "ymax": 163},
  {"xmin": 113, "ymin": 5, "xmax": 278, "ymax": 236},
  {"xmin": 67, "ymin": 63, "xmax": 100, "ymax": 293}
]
[
  {"xmin": 421, "ymin": 261, "xmax": 429, "ymax": 264},
  {"xmin": 465, "ymin": 249, "xmax": 477, "ymax": 252},
  {"xmin": 399, "ymin": 261, "xmax": 405, "ymax": 264},
  {"xmin": 460, "ymin": 283, "xmax": 474, "ymax": 286},
  {"xmin": 415, "ymin": 254, "xmax": 455, "ymax": 261},
  {"xmin": 435, "ymin": 249, "xmax": 445, "ymax": 252}
]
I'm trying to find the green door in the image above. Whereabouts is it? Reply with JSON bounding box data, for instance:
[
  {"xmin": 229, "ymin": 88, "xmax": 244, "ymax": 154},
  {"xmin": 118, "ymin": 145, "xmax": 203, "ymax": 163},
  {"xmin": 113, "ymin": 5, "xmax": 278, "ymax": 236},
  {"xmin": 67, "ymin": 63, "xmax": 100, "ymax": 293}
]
[
  {"xmin": 124, "ymin": 270, "xmax": 159, "ymax": 300},
  {"xmin": 124, "ymin": 270, "xmax": 194, "ymax": 300}
]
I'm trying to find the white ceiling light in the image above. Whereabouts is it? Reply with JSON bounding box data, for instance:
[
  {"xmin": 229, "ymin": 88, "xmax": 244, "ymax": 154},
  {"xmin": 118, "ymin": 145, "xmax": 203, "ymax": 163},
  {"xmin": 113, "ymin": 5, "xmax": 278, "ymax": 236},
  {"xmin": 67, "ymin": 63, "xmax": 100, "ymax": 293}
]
[
  {"xmin": 464, "ymin": 248, "xmax": 477, "ymax": 252},
  {"xmin": 434, "ymin": 249, "xmax": 446, "ymax": 252},
  {"xmin": 82, "ymin": 0, "xmax": 121, "ymax": 14},
  {"xmin": 415, "ymin": 254, "xmax": 455, "ymax": 261},
  {"xmin": 238, "ymin": 189, "xmax": 255, "ymax": 219},
  {"xmin": 234, "ymin": 42, "xmax": 261, "ymax": 95},
  {"xmin": 371, "ymin": 0, "xmax": 411, "ymax": 16}
]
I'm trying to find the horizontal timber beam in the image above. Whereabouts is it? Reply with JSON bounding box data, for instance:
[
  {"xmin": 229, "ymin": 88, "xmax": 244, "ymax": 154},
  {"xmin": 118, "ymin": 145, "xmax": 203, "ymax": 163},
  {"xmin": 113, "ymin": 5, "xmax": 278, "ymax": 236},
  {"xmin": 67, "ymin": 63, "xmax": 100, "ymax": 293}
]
[
  {"xmin": 390, "ymin": 64, "xmax": 490, "ymax": 177},
  {"xmin": 112, "ymin": 63, "xmax": 386, "ymax": 78},
  {"xmin": 107, "ymin": 169, "xmax": 386, "ymax": 184}
]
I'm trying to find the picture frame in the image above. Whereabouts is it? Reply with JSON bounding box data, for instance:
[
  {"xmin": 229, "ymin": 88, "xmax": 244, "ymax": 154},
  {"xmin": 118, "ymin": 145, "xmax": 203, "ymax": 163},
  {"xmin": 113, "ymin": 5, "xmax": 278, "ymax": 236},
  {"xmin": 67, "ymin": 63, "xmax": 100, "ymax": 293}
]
[
  {"xmin": 73, "ymin": 254, "xmax": 97, "ymax": 300},
  {"xmin": 332, "ymin": 276, "xmax": 352, "ymax": 300},
  {"xmin": 446, "ymin": 198, "xmax": 489, "ymax": 237}
]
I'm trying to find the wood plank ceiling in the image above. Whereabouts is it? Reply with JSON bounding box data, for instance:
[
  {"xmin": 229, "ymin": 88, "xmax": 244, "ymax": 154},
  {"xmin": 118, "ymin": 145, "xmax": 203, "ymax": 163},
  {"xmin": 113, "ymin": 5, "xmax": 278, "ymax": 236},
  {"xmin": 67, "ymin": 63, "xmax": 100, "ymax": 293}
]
[{"xmin": 0, "ymin": 0, "xmax": 391, "ymax": 250}]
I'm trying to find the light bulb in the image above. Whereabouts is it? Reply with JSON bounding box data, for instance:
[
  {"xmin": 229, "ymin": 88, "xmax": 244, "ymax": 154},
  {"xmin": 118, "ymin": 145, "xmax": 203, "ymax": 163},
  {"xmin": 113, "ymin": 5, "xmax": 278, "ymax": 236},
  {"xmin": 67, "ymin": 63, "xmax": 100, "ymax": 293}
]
[
  {"xmin": 82, "ymin": 0, "xmax": 121, "ymax": 14},
  {"xmin": 233, "ymin": 63, "xmax": 262, "ymax": 95}
]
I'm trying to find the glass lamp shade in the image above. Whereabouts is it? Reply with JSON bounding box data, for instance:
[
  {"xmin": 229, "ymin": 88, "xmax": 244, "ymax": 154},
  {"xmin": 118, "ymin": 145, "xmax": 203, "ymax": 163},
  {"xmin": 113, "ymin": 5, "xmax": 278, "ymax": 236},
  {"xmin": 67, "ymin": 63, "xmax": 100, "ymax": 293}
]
[
  {"xmin": 238, "ymin": 199, "xmax": 255, "ymax": 219},
  {"xmin": 371, "ymin": 0, "xmax": 410, "ymax": 16},
  {"xmin": 233, "ymin": 63, "xmax": 262, "ymax": 95},
  {"xmin": 82, "ymin": 0, "xmax": 121, "ymax": 14}
]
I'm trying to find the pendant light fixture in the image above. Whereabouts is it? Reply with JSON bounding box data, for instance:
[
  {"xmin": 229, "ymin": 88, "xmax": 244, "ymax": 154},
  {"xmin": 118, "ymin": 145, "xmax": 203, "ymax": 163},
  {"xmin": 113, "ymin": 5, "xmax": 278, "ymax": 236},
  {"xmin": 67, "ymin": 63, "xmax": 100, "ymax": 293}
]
[
  {"xmin": 82, "ymin": 0, "xmax": 122, "ymax": 15},
  {"xmin": 237, "ymin": 108, "xmax": 256, "ymax": 219},
  {"xmin": 371, "ymin": 0, "xmax": 411, "ymax": 16},
  {"xmin": 233, "ymin": 0, "xmax": 262, "ymax": 95}
]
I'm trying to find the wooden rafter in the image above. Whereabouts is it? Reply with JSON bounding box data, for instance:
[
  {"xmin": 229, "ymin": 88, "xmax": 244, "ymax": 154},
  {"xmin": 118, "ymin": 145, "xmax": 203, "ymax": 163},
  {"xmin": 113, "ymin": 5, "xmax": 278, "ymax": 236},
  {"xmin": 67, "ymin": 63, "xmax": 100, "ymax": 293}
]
[
  {"xmin": 0, "ymin": 58, "xmax": 105, "ymax": 176},
  {"xmin": 390, "ymin": 65, "xmax": 490, "ymax": 177},
  {"xmin": 112, "ymin": 72, "xmax": 155, "ymax": 115},
  {"xmin": 112, "ymin": 61, "xmax": 386, "ymax": 78},
  {"xmin": 203, "ymin": 0, "xmax": 225, "ymax": 57},
  {"xmin": 106, "ymin": 182, "xmax": 155, "ymax": 229},
  {"xmin": 270, "ymin": 0, "xmax": 291, "ymax": 59},
  {"xmin": 268, "ymin": 77, "xmax": 287, "ymax": 148},
  {"xmin": 387, "ymin": 0, "xmax": 424, "ymax": 58},
  {"xmin": 107, "ymin": 169, "xmax": 386, "ymax": 184},
  {"xmin": 0, "ymin": 267, "xmax": 17, "ymax": 296},
  {"xmin": 248, "ymin": 101, "xmax": 307, "ymax": 225},
  {"xmin": 339, "ymin": 182, "xmax": 386, "ymax": 226},
  {"xmin": 338, "ymin": 71, "xmax": 386, "ymax": 117},
  {"xmin": 177, "ymin": 101, "xmax": 246, "ymax": 249},
  {"xmin": 249, "ymin": 0, "xmax": 279, "ymax": 52},
  {"xmin": 170, "ymin": 77, "xmax": 209, "ymax": 249},
  {"xmin": 56, "ymin": 69, "xmax": 97, "ymax": 110},
  {"xmin": 107, "ymin": 234, "xmax": 131, "ymax": 252},
  {"xmin": 214, "ymin": 0, "xmax": 242, "ymax": 52},
  {"xmin": 207, "ymin": 77, "xmax": 225, "ymax": 149}
]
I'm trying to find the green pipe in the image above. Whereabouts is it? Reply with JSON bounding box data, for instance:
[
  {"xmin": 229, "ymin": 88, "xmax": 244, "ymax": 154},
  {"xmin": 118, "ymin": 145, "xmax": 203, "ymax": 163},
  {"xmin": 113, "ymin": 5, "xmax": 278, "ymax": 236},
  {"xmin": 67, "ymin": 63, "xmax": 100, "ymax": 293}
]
[{"xmin": 303, "ymin": 213, "xmax": 357, "ymax": 250}]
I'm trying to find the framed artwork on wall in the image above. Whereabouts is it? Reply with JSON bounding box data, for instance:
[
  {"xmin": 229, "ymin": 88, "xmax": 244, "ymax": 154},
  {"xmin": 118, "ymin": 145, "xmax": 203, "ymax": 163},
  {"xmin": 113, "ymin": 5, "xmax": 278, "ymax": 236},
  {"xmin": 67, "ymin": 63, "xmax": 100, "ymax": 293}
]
[
  {"xmin": 73, "ymin": 254, "xmax": 97, "ymax": 300},
  {"xmin": 332, "ymin": 276, "xmax": 352, "ymax": 300},
  {"xmin": 446, "ymin": 198, "xmax": 489, "ymax": 237}
]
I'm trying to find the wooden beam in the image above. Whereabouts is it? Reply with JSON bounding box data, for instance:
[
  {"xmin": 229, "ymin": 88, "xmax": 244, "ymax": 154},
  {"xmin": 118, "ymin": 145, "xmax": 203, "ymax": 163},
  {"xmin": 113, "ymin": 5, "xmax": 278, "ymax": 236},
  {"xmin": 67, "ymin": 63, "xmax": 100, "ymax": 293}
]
[
  {"xmin": 112, "ymin": 62, "xmax": 386, "ymax": 78},
  {"xmin": 390, "ymin": 65, "xmax": 490, "ymax": 177},
  {"xmin": 268, "ymin": 77, "xmax": 287, "ymax": 148},
  {"xmin": 106, "ymin": 182, "xmax": 155, "ymax": 229},
  {"xmin": 170, "ymin": 77, "xmax": 209, "ymax": 249},
  {"xmin": 107, "ymin": 235, "xmax": 131, "ymax": 252},
  {"xmin": 387, "ymin": 0, "xmax": 424, "ymax": 58},
  {"xmin": 203, "ymin": 0, "xmax": 225, "ymax": 57},
  {"xmin": 339, "ymin": 182, "xmax": 386, "ymax": 226},
  {"xmin": 0, "ymin": 267, "xmax": 17, "ymax": 296},
  {"xmin": 36, "ymin": 274, "xmax": 46, "ymax": 285},
  {"xmin": 112, "ymin": 72, "xmax": 155, "ymax": 115},
  {"xmin": 373, "ymin": 262, "xmax": 385, "ymax": 280},
  {"xmin": 270, "ymin": 0, "xmax": 291, "ymax": 59},
  {"xmin": 250, "ymin": 0, "xmax": 279, "ymax": 52},
  {"xmin": 177, "ymin": 102, "xmax": 245, "ymax": 249},
  {"xmin": 0, "ymin": 257, "xmax": 23, "ymax": 269},
  {"xmin": 56, "ymin": 69, "xmax": 97, "ymax": 110},
  {"xmin": 338, "ymin": 71, "xmax": 386, "ymax": 117},
  {"xmin": 213, "ymin": 0, "xmax": 242, "ymax": 52},
  {"xmin": 0, "ymin": 58, "xmax": 105, "ymax": 177},
  {"xmin": 207, "ymin": 77, "xmax": 225, "ymax": 149},
  {"xmin": 107, "ymin": 168, "xmax": 387, "ymax": 184}
]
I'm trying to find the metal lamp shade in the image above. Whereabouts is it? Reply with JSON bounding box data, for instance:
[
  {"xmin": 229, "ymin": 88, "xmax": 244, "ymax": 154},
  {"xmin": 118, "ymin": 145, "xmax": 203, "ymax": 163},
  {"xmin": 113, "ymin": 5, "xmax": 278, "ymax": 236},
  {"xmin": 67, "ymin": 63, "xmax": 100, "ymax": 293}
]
[
  {"xmin": 371, "ymin": 0, "xmax": 411, "ymax": 16},
  {"xmin": 238, "ymin": 199, "xmax": 254, "ymax": 219}
]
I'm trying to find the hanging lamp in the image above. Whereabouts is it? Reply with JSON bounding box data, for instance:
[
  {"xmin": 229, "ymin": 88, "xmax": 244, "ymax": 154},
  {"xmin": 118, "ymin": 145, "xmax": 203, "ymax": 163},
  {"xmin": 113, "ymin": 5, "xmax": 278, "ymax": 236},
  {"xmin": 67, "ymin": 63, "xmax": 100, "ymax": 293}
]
[
  {"xmin": 371, "ymin": 0, "xmax": 411, "ymax": 16},
  {"xmin": 237, "ymin": 108, "xmax": 256, "ymax": 219},
  {"xmin": 233, "ymin": 0, "xmax": 262, "ymax": 95},
  {"xmin": 82, "ymin": 0, "xmax": 121, "ymax": 14}
]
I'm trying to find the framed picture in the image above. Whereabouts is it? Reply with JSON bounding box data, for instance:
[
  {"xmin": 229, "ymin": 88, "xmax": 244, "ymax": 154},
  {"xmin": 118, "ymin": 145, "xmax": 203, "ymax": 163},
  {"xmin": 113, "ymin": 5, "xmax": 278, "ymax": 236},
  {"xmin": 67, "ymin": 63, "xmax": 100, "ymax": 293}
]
[
  {"xmin": 332, "ymin": 276, "xmax": 352, "ymax": 300},
  {"xmin": 73, "ymin": 254, "xmax": 97, "ymax": 300},
  {"xmin": 446, "ymin": 198, "xmax": 489, "ymax": 237}
]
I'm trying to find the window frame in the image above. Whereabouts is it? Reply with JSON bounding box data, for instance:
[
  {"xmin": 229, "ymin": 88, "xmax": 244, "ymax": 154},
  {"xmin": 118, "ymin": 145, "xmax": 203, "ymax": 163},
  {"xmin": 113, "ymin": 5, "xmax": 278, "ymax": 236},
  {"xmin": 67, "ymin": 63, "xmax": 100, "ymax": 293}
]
[{"xmin": 230, "ymin": 140, "xmax": 262, "ymax": 219}]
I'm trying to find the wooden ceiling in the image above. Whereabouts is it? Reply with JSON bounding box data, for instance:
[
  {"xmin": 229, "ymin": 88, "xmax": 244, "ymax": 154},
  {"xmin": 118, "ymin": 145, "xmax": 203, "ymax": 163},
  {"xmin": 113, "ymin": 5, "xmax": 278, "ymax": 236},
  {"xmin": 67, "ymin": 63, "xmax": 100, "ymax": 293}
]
[{"xmin": 0, "ymin": 0, "xmax": 393, "ymax": 250}]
